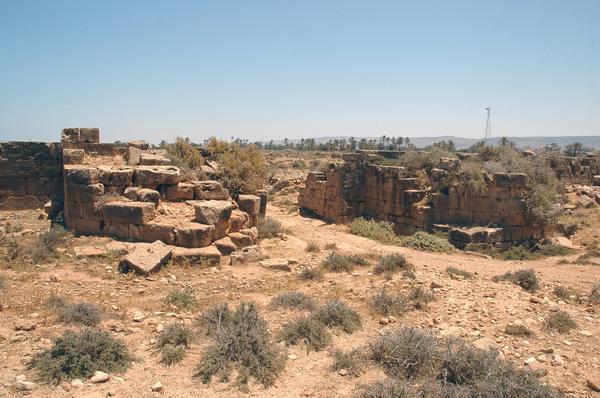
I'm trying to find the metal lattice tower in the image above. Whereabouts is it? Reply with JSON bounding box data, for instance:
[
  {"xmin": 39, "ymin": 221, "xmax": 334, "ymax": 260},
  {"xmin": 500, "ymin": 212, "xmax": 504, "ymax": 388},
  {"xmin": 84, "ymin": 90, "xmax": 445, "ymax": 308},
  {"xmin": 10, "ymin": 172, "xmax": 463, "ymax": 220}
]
[{"xmin": 484, "ymin": 107, "xmax": 492, "ymax": 140}]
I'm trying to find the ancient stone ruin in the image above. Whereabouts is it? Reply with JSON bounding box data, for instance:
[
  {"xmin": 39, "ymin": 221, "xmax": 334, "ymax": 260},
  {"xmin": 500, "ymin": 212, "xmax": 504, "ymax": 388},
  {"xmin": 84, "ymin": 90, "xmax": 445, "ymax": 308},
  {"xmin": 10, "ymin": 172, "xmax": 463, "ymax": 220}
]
[
  {"xmin": 1, "ymin": 128, "xmax": 267, "ymax": 269},
  {"xmin": 298, "ymin": 152, "xmax": 555, "ymax": 248}
]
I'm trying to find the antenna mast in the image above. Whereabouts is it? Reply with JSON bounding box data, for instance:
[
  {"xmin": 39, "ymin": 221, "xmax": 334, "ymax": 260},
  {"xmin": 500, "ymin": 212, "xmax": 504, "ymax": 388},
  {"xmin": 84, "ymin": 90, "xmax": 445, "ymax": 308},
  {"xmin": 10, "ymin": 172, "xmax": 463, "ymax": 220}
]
[{"xmin": 484, "ymin": 107, "xmax": 492, "ymax": 140}]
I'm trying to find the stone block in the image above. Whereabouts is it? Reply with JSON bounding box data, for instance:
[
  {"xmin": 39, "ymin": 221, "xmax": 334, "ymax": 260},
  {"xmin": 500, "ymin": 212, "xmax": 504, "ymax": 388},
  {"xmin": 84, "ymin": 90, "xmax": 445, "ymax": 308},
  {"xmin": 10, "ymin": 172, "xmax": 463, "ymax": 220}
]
[
  {"xmin": 258, "ymin": 190, "xmax": 268, "ymax": 218},
  {"xmin": 0, "ymin": 178, "xmax": 27, "ymax": 196},
  {"xmin": 133, "ymin": 166, "xmax": 180, "ymax": 187},
  {"xmin": 130, "ymin": 222, "xmax": 175, "ymax": 244},
  {"xmin": 228, "ymin": 209, "xmax": 249, "ymax": 232},
  {"xmin": 194, "ymin": 200, "xmax": 234, "ymax": 239},
  {"xmin": 63, "ymin": 149, "xmax": 85, "ymax": 164},
  {"xmin": 136, "ymin": 188, "xmax": 160, "ymax": 206},
  {"xmin": 237, "ymin": 194, "xmax": 260, "ymax": 215},
  {"xmin": 214, "ymin": 236, "xmax": 237, "ymax": 255},
  {"xmin": 99, "ymin": 167, "xmax": 133, "ymax": 186},
  {"xmin": 119, "ymin": 241, "xmax": 173, "ymax": 275},
  {"xmin": 193, "ymin": 180, "xmax": 229, "ymax": 200},
  {"xmin": 0, "ymin": 195, "xmax": 44, "ymax": 210},
  {"xmin": 228, "ymin": 232, "xmax": 253, "ymax": 248},
  {"xmin": 139, "ymin": 153, "xmax": 171, "ymax": 165},
  {"xmin": 230, "ymin": 245, "xmax": 266, "ymax": 265},
  {"xmin": 492, "ymin": 173, "xmax": 527, "ymax": 188},
  {"xmin": 79, "ymin": 128, "xmax": 100, "ymax": 144},
  {"xmin": 65, "ymin": 183, "xmax": 104, "ymax": 202},
  {"xmin": 106, "ymin": 222, "xmax": 131, "ymax": 239},
  {"xmin": 166, "ymin": 183, "xmax": 195, "ymax": 201},
  {"xmin": 64, "ymin": 165, "xmax": 100, "ymax": 184},
  {"xmin": 103, "ymin": 202, "xmax": 156, "ymax": 224},
  {"xmin": 69, "ymin": 218, "xmax": 104, "ymax": 235},
  {"xmin": 176, "ymin": 222, "xmax": 215, "ymax": 248},
  {"xmin": 172, "ymin": 246, "xmax": 221, "ymax": 266}
]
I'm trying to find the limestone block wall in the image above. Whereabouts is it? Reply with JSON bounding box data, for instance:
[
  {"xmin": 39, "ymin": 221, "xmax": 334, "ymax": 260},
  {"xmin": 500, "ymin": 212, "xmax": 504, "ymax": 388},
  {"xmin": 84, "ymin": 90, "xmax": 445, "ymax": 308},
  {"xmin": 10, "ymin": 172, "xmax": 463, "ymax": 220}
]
[
  {"xmin": 299, "ymin": 155, "xmax": 547, "ymax": 244},
  {"xmin": 0, "ymin": 142, "xmax": 63, "ymax": 210},
  {"xmin": 61, "ymin": 128, "xmax": 116, "ymax": 156},
  {"xmin": 546, "ymin": 155, "xmax": 600, "ymax": 184},
  {"xmin": 63, "ymin": 164, "xmax": 261, "ymax": 248}
]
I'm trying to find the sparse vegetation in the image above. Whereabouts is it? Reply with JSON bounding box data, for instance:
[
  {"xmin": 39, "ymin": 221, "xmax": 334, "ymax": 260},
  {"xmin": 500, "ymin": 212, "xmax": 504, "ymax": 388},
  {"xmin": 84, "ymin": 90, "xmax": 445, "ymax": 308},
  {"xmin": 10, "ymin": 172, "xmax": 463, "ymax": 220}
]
[
  {"xmin": 270, "ymin": 292, "xmax": 316, "ymax": 310},
  {"xmin": 58, "ymin": 301, "xmax": 102, "ymax": 326},
  {"xmin": 298, "ymin": 266, "xmax": 323, "ymax": 280},
  {"xmin": 492, "ymin": 268, "xmax": 539, "ymax": 292},
  {"xmin": 322, "ymin": 252, "xmax": 369, "ymax": 272},
  {"xmin": 194, "ymin": 302, "xmax": 285, "ymax": 387},
  {"xmin": 349, "ymin": 218, "xmax": 400, "ymax": 245},
  {"xmin": 196, "ymin": 302, "xmax": 233, "ymax": 336},
  {"xmin": 164, "ymin": 136, "xmax": 204, "ymax": 179},
  {"xmin": 446, "ymin": 266, "xmax": 473, "ymax": 279},
  {"xmin": 407, "ymin": 286, "xmax": 435, "ymax": 309},
  {"xmin": 164, "ymin": 287, "xmax": 198, "ymax": 310},
  {"xmin": 590, "ymin": 284, "xmax": 600, "ymax": 304},
  {"xmin": 330, "ymin": 348, "xmax": 367, "ymax": 376},
  {"xmin": 156, "ymin": 323, "xmax": 193, "ymax": 365},
  {"xmin": 505, "ymin": 323, "xmax": 533, "ymax": 336},
  {"xmin": 356, "ymin": 379, "xmax": 417, "ymax": 398},
  {"xmin": 399, "ymin": 231, "xmax": 454, "ymax": 253},
  {"xmin": 324, "ymin": 243, "xmax": 337, "ymax": 250},
  {"xmin": 28, "ymin": 329, "xmax": 131, "ymax": 384},
  {"xmin": 370, "ymin": 289, "xmax": 406, "ymax": 316},
  {"xmin": 279, "ymin": 316, "xmax": 331, "ymax": 352},
  {"xmin": 545, "ymin": 311, "xmax": 577, "ymax": 334},
  {"xmin": 314, "ymin": 300, "xmax": 362, "ymax": 333},
  {"xmin": 373, "ymin": 253, "xmax": 413, "ymax": 275},
  {"xmin": 305, "ymin": 241, "xmax": 320, "ymax": 252},
  {"xmin": 257, "ymin": 216, "xmax": 283, "ymax": 239},
  {"xmin": 553, "ymin": 285, "xmax": 575, "ymax": 302}
]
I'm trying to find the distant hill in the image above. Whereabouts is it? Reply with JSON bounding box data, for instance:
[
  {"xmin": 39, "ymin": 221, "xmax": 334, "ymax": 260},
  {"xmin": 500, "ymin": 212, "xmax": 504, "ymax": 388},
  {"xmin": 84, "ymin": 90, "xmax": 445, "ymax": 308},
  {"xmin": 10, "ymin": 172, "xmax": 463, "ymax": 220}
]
[{"xmin": 267, "ymin": 135, "xmax": 600, "ymax": 150}]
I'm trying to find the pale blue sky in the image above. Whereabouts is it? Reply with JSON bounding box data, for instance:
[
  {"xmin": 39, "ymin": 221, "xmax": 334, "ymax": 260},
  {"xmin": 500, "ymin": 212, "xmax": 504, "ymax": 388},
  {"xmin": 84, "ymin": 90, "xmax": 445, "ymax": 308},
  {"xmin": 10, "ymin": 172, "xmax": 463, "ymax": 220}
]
[{"xmin": 0, "ymin": 0, "xmax": 598, "ymax": 143}]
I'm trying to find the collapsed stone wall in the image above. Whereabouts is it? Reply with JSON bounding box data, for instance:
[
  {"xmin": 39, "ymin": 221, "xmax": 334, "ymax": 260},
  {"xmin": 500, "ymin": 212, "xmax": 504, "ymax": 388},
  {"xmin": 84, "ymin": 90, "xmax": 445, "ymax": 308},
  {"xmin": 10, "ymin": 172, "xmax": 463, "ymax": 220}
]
[
  {"xmin": 299, "ymin": 153, "xmax": 551, "ymax": 246},
  {"xmin": 0, "ymin": 142, "xmax": 63, "ymax": 210},
  {"xmin": 545, "ymin": 155, "xmax": 600, "ymax": 185}
]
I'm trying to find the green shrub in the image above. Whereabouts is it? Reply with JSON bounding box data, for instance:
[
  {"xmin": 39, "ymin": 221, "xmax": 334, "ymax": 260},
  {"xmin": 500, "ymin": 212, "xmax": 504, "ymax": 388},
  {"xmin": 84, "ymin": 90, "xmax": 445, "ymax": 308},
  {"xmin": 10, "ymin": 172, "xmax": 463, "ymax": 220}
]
[
  {"xmin": 459, "ymin": 160, "xmax": 488, "ymax": 193},
  {"xmin": 58, "ymin": 301, "xmax": 102, "ymax": 326},
  {"xmin": 298, "ymin": 266, "xmax": 323, "ymax": 280},
  {"xmin": 305, "ymin": 241, "xmax": 320, "ymax": 252},
  {"xmin": 164, "ymin": 287, "xmax": 198, "ymax": 310},
  {"xmin": 356, "ymin": 379, "xmax": 418, "ymax": 398},
  {"xmin": 194, "ymin": 302, "xmax": 284, "ymax": 387},
  {"xmin": 545, "ymin": 311, "xmax": 577, "ymax": 334},
  {"xmin": 278, "ymin": 316, "xmax": 331, "ymax": 352},
  {"xmin": 211, "ymin": 139, "xmax": 267, "ymax": 196},
  {"xmin": 196, "ymin": 302, "xmax": 232, "ymax": 336},
  {"xmin": 314, "ymin": 300, "xmax": 362, "ymax": 334},
  {"xmin": 45, "ymin": 295, "xmax": 68, "ymax": 311},
  {"xmin": 369, "ymin": 327, "xmax": 437, "ymax": 379},
  {"xmin": 28, "ymin": 329, "xmax": 131, "ymax": 384},
  {"xmin": 32, "ymin": 226, "xmax": 70, "ymax": 263},
  {"xmin": 464, "ymin": 242, "xmax": 499, "ymax": 257},
  {"xmin": 257, "ymin": 216, "xmax": 283, "ymax": 239},
  {"xmin": 373, "ymin": 254, "xmax": 413, "ymax": 275},
  {"xmin": 553, "ymin": 285, "xmax": 575, "ymax": 302},
  {"xmin": 370, "ymin": 289, "xmax": 406, "ymax": 316},
  {"xmin": 164, "ymin": 136, "xmax": 204, "ymax": 176},
  {"xmin": 505, "ymin": 323, "xmax": 533, "ymax": 336},
  {"xmin": 399, "ymin": 232, "xmax": 454, "ymax": 253},
  {"xmin": 322, "ymin": 252, "xmax": 369, "ymax": 272},
  {"xmin": 446, "ymin": 266, "xmax": 473, "ymax": 279},
  {"xmin": 270, "ymin": 292, "xmax": 316, "ymax": 310},
  {"xmin": 492, "ymin": 269, "xmax": 539, "ymax": 292},
  {"xmin": 348, "ymin": 218, "xmax": 400, "ymax": 245},
  {"xmin": 291, "ymin": 159, "xmax": 307, "ymax": 168},
  {"xmin": 156, "ymin": 323, "xmax": 193, "ymax": 365},
  {"xmin": 330, "ymin": 348, "xmax": 367, "ymax": 376},
  {"xmin": 407, "ymin": 286, "xmax": 435, "ymax": 310}
]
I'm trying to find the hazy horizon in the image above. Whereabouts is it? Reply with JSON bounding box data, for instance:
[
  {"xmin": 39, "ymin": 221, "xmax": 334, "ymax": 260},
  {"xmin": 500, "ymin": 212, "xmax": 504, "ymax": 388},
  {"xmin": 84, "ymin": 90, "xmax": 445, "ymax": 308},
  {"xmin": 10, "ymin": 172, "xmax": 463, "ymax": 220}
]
[{"xmin": 1, "ymin": 1, "xmax": 599, "ymax": 143}]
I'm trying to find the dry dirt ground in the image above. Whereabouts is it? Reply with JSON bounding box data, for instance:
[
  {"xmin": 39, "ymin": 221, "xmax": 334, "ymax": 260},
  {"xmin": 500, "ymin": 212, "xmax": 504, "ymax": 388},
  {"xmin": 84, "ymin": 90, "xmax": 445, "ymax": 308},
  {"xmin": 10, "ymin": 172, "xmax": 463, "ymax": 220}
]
[{"xmin": 1, "ymin": 194, "xmax": 599, "ymax": 397}]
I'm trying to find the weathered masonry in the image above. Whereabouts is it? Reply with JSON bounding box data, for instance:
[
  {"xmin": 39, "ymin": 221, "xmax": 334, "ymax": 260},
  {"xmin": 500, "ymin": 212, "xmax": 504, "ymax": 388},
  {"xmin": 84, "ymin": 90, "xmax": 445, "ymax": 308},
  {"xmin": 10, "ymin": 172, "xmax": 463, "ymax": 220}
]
[
  {"xmin": 298, "ymin": 153, "xmax": 553, "ymax": 247},
  {"xmin": 2, "ymin": 128, "xmax": 267, "ymax": 254}
]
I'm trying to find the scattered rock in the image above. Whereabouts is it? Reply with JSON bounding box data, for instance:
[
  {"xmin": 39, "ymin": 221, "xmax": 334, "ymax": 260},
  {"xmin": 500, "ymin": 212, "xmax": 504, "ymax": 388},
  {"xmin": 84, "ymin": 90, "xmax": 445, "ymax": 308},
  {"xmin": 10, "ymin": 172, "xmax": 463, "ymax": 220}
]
[
  {"xmin": 14, "ymin": 320, "xmax": 35, "ymax": 331},
  {"xmin": 338, "ymin": 369, "xmax": 348, "ymax": 376},
  {"xmin": 259, "ymin": 258, "xmax": 291, "ymax": 271},
  {"xmin": 230, "ymin": 245, "xmax": 265, "ymax": 265},
  {"xmin": 472, "ymin": 336, "xmax": 498, "ymax": 351},
  {"xmin": 90, "ymin": 371, "xmax": 109, "ymax": 383},
  {"xmin": 151, "ymin": 381, "xmax": 163, "ymax": 392},
  {"xmin": 587, "ymin": 377, "xmax": 600, "ymax": 392},
  {"xmin": 379, "ymin": 317, "xmax": 389, "ymax": 325},
  {"xmin": 71, "ymin": 379, "xmax": 84, "ymax": 388},
  {"xmin": 15, "ymin": 380, "xmax": 37, "ymax": 391},
  {"xmin": 132, "ymin": 311, "xmax": 145, "ymax": 322},
  {"xmin": 119, "ymin": 241, "xmax": 173, "ymax": 275}
]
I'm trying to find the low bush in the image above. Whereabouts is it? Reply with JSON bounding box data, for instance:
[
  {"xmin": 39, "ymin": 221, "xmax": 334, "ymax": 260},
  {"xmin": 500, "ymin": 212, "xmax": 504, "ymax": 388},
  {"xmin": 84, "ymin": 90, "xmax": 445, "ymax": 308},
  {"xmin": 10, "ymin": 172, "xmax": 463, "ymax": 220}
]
[
  {"xmin": 505, "ymin": 323, "xmax": 533, "ymax": 336},
  {"xmin": 164, "ymin": 287, "xmax": 198, "ymax": 310},
  {"xmin": 322, "ymin": 252, "xmax": 369, "ymax": 272},
  {"xmin": 502, "ymin": 244, "xmax": 573, "ymax": 261},
  {"xmin": 356, "ymin": 379, "xmax": 418, "ymax": 398},
  {"xmin": 305, "ymin": 241, "xmax": 320, "ymax": 252},
  {"xmin": 446, "ymin": 266, "xmax": 473, "ymax": 279},
  {"xmin": 196, "ymin": 302, "xmax": 232, "ymax": 336},
  {"xmin": 31, "ymin": 226, "xmax": 70, "ymax": 263},
  {"xmin": 257, "ymin": 216, "xmax": 283, "ymax": 239},
  {"xmin": 399, "ymin": 232, "xmax": 454, "ymax": 253},
  {"xmin": 156, "ymin": 323, "xmax": 193, "ymax": 365},
  {"xmin": 545, "ymin": 311, "xmax": 577, "ymax": 334},
  {"xmin": 194, "ymin": 302, "xmax": 284, "ymax": 387},
  {"xmin": 314, "ymin": 300, "xmax": 362, "ymax": 334},
  {"xmin": 28, "ymin": 329, "xmax": 131, "ymax": 384},
  {"xmin": 212, "ymin": 140, "xmax": 267, "ymax": 196},
  {"xmin": 348, "ymin": 218, "xmax": 400, "ymax": 245},
  {"xmin": 164, "ymin": 137, "xmax": 204, "ymax": 179},
  {"xmin": 370, "ymin": 289, "xmax": 406, "ymax": 316},
  {"xmin": 464, "ymin": 242, "xmax": 499, "ymax": 257},
  {"xmin": 291, "ymin": 159, "xmax": 306, "ymax": 168},
  {"xmin": 279, "ymin": 316, "xmax": 331, "ymax": 352},
  {"xmin": 58, "ymin": 301, "xmax": 102, "ymax": 326},
  {"xmin": 324, "ymin": 243, "xmax": 337, "ymax": 250},
  {"xmin": 553, "ymin": 285, "xmax": 575, "ymax": 302},
  {"xmin": 329, "ymin": 347, "xmax": 367, "ymax": 376},
  {"xmin": 369, "ymin": 327, "xmax": 437, "ymax": 379},
  {"xmin": 298, "ymin": 266, "xmax": 323, "ymax": 280},
  {"xmin": 373, "ymin": 254, "xmax": 413, "ymax": 275},
  {"xmin": 492, "ymin": 268, "xmax": 539, "ymax": 292},
  {"xmin": 590, "ymin": 284, "xmax": 600, "ymax": 304},
  {"xmin": 407, "ymin": 287, "xmax": 435, "ymax": 310},
  {"xmin": 270, "ymin": 292, "xmax": 316, "ymax": 310},
  {"xmin": 45, "ymin": 295, "xmax": 68, "ymax": 311}
]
